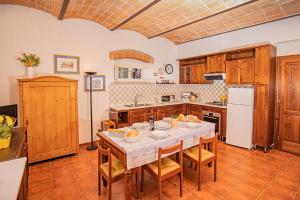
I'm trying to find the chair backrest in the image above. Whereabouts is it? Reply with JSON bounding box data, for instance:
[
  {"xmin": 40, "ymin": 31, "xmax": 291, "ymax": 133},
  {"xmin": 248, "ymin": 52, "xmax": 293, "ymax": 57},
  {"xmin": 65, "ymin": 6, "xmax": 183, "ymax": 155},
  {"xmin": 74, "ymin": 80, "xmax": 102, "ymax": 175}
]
[
  {"xmin": 98, "ymin": 140, "xmax": 113, "ymax": 178},
  {"xmin": 158, "ymin": 140, "xmax": 183, "ymax": 177},
  {"xmin": 199, "ymin": 134, "xmax": 218, "ymax": 161}
]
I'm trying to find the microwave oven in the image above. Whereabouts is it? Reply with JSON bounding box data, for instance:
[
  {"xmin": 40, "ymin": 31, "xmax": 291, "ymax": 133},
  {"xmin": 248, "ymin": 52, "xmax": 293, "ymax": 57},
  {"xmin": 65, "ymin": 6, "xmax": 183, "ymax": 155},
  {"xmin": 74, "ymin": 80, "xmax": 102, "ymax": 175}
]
[{"xmin": 159, "ymin": 94, "xmax": 176, "ymax": 103}]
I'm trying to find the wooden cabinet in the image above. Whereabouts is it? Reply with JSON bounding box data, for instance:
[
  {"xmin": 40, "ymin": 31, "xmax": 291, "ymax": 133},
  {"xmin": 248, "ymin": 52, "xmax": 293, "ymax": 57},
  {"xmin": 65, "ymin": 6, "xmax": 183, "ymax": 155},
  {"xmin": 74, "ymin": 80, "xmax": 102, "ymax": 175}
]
[
  {"xmin": 0, "ymin": 127, "xmax": 28, "ymax": 200},
  {"xmin": 157, "ymin": 106, "xmax": 173, "ymax": 120},
  {"xmin": 207, "ymin": 54, "xmax": 225, "ymax": 73},
  {"xmin": 19, "ymin": 76, "xmax": 79, "ymax": 163},
  {"xmin": 186, "ymin": 104, "xmax": 202, "ymax": 119},
  {"xmin": 190, "ymin": 64, "xmax": 211, "ymax": 84},
  {"xmin": 220, "ymin": 109, "xmax": 227, "ymax": 139},
  {"xmin": 179, "ymin": 65, "xmax": 191, "ymax": 84},
  {"xmin": 253, "ymin": 85, "xmax": 270, "ymax": 148},
  {"xmin": 225, "ymin": 58, "xmax": 255, "ymax": 84},
  {"xmin": 129, "ymin": 108, "xmax": 156, "ymax": 125},
  {"xmin": 255, "ymin": 46, "xmax": 270, "ymax": 84},
  {"xmin": 172, "ymin": 104, "xmax": 186, "ymax": 116}
]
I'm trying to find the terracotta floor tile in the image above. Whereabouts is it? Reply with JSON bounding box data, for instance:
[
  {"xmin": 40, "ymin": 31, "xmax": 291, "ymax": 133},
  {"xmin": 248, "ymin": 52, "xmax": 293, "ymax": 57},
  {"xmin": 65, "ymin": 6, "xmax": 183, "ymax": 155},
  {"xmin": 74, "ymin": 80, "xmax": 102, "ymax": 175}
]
[{"xmin": 27, "ymin": 143, "xmax": 299, "ymax": 200}]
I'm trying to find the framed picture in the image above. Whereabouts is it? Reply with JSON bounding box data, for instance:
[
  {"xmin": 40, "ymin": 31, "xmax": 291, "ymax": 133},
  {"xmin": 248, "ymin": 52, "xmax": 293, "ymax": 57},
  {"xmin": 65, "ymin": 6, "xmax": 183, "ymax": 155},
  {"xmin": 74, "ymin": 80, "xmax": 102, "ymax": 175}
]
[
  {"xmin": 85, "ymin": 75, "xmax": 105, "ymax": 91},
  {"xmin": 54, "ymin": 55, "xmax": 80, "ymax": 74}
]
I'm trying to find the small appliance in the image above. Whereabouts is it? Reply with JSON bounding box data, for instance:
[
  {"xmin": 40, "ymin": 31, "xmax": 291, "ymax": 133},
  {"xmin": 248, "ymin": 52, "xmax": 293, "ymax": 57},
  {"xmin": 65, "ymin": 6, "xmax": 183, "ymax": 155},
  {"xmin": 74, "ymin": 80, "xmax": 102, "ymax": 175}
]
[
  {"xmin": 181, "ymin": 92, "xmax": 190, "ymax": 102},
  {"xmin": 159, "ymin": 94, "xmax": 175, "ymax": 103}
]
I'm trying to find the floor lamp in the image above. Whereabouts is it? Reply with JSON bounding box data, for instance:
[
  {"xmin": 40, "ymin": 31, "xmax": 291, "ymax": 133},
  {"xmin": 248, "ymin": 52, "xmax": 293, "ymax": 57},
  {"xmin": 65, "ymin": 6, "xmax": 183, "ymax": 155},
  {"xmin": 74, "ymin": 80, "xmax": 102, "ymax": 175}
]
[{"xmin": 86, "ymin": 71, "xmax": 98, "ymax": 150}]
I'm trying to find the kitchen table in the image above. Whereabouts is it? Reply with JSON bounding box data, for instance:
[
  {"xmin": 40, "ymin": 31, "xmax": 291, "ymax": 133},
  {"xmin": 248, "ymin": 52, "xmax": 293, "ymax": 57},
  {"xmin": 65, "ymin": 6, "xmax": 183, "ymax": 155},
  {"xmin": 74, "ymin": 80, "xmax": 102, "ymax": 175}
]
[{"xmin": 97, "ymin": 121, "xmax": 215, "ymax": 200}]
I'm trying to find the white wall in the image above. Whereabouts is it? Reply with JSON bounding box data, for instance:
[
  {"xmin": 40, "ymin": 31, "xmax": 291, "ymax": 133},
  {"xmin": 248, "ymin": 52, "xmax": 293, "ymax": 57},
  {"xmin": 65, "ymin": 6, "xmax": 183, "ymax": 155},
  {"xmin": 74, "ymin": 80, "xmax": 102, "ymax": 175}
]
[
  {"xmin": 178, "ymin": 15, "xmax": 300, "ymax": 58},
  {"xmin": 0, "ymin": 5, "xmax": 178, "ymax": 143}
]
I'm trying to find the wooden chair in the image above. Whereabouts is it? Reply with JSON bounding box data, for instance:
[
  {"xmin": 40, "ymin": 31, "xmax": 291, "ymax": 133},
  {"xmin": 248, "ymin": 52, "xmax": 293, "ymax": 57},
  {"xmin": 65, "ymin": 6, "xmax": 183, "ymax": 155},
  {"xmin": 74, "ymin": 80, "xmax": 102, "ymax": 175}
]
[
  {"xmin": 98, "ymin": 141, "xmax": 140, "ymax": 200},
  {"xmin": 183, "ymin": 134, "xmax": 218, "ymax": 191},
  {"xmin": 141, "ymin": 140, "xmax": 183, "ymax": 200}
]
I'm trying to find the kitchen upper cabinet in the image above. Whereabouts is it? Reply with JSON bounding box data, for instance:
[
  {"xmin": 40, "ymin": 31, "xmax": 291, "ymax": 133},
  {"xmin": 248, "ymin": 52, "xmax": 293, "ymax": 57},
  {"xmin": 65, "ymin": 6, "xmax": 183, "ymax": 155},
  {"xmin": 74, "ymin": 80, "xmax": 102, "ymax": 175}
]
[
  {"xmin": 239, "ymin": 58, "xmax": 255, "ymax": 83},
  {"xmin": 225, "ymin": 60, "xmax": 239, "ymax": 84},
  {"xmin": 225, "ymin": 58, "xmax": 255, "ymax": 84},
  {"xmin": 157, "ymin": 106, "xmax": 173, "ymax": 120},
  {"xmin": 179, "ymin": 65, "xmax": 191, "ymax": 84},
  {"xmin": 207, "ymin": 54, "xmax": 225, "ymax": 73},
  {"xmin": 190, "ymin": 63, "xmax": 212, "ymax": 84},
  {"xmin": 255, "ymin": 46, "xmax": 270, "ymax": 84}
]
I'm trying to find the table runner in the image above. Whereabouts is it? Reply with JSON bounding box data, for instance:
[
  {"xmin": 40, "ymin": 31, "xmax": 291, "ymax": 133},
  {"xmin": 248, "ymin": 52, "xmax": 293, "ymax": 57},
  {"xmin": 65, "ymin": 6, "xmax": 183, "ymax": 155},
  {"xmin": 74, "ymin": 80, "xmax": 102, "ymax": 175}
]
[{"xmin": 102, "ymin": 121, "xmax": 215, "ymax": 170}]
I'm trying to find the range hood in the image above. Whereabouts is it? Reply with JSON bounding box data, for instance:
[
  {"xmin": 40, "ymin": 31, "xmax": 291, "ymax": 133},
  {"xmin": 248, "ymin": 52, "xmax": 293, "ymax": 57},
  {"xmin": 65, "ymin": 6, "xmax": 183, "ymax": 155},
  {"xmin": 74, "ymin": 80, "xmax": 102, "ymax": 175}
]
[{"xmin": 204, "ymin": 73, "xmax": 226, "ymax": 81}]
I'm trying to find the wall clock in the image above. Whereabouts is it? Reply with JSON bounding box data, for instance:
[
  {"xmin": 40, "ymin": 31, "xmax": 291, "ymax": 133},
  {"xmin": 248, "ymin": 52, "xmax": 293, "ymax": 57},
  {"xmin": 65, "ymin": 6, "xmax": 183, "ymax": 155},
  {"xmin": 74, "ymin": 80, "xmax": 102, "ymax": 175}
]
[{"xmin": 165, "ymin": 64, "xmax": 173, "ymax": 74}]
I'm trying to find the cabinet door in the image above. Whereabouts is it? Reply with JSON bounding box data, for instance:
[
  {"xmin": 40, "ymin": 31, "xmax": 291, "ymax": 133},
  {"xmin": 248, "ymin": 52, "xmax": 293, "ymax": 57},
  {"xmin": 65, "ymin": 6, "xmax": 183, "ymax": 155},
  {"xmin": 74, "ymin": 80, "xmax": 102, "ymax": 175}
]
[
  {"xmin": 179, "ymin": 66, "xmax": 186, "ymax": 84},
  {"xmin": 221, "ymin": 109, "xmax": 227, "ymax": 138},
  {"xmin": 239, "ymin": 58, "xmax": 255, "ymax": 84},
  {"xmin": 253, "ymin": 84, "xmax": 269, "ymax": 147},
  {"xmin": 23, "ymin": 81, "xmax": 78, "ymax": 163},
  {"xmin": 225, "ymin": 60, "xmax": 240, "ymax": 84},
  {"xmin": 157, "ymin": 106, "xmax": 173, "ymax": 120},
  {"xmin": 190, "ymin": 64, "xmax": 199, "ymax": 83},
  {"xmin": 255, "ymin": 46, "xmax": 270, "ymax": 84},
  {"xmin": 207, "ymin": 54, "xmax": 225, "ymax": 73},
  {"xmin": 186, "ymin": 66, "xmax": 191, "ymax": 84},
  {"xmin": 172, "ymin": 104, "xmax": 186, "ymax": 116},
  {"xmin": 186, "ymin": 105, "xmax": 202, "ymax": 119}
]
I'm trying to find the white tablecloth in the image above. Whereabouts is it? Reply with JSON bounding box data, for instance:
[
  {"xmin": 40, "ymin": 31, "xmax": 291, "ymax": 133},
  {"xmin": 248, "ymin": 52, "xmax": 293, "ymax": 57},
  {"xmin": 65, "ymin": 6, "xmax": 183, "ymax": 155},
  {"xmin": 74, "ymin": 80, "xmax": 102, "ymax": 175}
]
[{"xmin": 102, "ymin": 121, "xmax": 215, "ymax": 170}]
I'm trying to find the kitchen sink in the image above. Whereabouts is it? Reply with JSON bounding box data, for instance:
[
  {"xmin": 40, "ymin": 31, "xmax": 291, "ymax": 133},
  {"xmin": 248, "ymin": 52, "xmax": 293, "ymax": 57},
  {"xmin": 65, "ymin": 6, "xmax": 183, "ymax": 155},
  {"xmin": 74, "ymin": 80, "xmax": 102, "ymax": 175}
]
[{"xmin": 124, "ymin": 103, "xmax": 153, "ymax": 107}]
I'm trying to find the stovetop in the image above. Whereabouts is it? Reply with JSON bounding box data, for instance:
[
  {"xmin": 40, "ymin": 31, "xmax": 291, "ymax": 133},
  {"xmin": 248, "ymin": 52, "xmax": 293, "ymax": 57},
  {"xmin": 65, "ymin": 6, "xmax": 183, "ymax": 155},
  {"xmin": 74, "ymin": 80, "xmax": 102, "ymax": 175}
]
[{"xmin": 205, "ymin": 101, "xmax": 227, "ymax": 106}]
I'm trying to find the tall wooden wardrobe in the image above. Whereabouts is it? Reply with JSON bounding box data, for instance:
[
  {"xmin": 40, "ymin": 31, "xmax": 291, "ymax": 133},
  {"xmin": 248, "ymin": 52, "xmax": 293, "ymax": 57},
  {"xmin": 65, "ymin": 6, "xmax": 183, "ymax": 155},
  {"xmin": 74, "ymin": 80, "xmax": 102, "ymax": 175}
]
[{"xmin": 19, "ymin": 76, "xmax": 79, "ymax": 163}]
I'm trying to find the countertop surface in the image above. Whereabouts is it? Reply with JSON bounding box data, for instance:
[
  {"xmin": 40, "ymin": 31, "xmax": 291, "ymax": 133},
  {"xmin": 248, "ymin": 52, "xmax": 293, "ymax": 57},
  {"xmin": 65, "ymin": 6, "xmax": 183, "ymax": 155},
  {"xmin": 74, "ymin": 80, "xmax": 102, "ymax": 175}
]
[
  {"xmin": 110, "ymin": 101, "xmax": 227, "ymax": 111},
  {"xmin": 0, "ymin": 157, "xmax": 27, "ymax": 200}
]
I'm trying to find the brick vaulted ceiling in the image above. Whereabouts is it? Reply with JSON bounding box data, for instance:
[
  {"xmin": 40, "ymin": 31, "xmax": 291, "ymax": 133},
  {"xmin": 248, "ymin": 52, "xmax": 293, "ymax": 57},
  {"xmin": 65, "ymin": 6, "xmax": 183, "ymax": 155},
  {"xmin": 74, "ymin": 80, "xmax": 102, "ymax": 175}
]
[{"xmin": 1, "ymin": 0, "xmax": 300, "ymax": 44}]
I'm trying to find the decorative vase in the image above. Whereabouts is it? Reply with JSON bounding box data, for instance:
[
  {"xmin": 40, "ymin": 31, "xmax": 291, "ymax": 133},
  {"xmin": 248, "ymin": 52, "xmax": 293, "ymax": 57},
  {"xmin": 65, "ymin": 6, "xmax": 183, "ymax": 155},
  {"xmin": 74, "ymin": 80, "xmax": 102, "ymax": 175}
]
[
  {"xmin": 0, "ymin": 136, "xmax": 11, "ymax": 149},
  {"xmin": 25, "ymin": 67, "xmax": 34, "ymax": 77}
]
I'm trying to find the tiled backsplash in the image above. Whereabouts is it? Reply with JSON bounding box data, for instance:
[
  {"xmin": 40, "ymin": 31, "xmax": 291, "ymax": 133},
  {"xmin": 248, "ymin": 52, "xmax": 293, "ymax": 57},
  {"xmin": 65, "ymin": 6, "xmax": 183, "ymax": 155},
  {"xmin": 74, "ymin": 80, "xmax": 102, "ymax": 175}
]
[{"xmin": 109, "ymin": 81, "xmax": 250, "ymax": 105}]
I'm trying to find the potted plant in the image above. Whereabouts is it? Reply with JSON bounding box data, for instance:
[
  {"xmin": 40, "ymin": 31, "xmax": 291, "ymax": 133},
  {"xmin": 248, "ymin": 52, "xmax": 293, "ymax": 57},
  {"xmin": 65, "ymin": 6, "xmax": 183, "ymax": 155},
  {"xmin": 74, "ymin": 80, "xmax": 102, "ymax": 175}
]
[
  {"xmin": 17, "ymin": 53, "xmax": 40, "ymax": 77},
  {"xmin": 0, "ymin": 115, "xmax": 16, "ymax": 149}
]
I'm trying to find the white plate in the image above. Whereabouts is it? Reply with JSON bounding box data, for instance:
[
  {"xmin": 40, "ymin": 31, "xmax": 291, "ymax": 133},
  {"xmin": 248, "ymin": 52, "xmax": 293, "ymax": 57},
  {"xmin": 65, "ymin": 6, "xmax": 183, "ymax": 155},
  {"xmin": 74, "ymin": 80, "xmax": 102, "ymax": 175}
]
[
  {"xmin": 162, "ymin": 117, "xmax": 172, "ymax": 122},
  {"xmin": 150, "ymin": 130, "xmax": 169, "ymax": 139},
  {"xmin": 132, "ymin": 122, "xmax": 147, "ymax": 129},
  {"xmin": 124, "ymin": 135, "xmax": 140, "ymax": 143},
  {"xmin": 185, "ymin": 122, "xmax": 201, "ymax": 128},
  {"xmin": 155, "ymin": 125, "xmax": 171, "ymax": 130},
  {"xmin": 155, "ymin": 121, "xmax": 169, "ymax": 128}
]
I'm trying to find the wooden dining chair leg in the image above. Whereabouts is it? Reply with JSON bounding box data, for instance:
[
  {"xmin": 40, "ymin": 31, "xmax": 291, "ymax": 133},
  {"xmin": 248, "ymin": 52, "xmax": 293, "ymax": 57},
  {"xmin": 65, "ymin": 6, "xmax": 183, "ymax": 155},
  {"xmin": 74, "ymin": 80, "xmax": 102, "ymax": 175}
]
[
  {"xmin": 214, "ymin": 159, "xmax": 217, "ymax": 182},
  {"xmin": 197, "ymin": 164, "xmax": 201, "ymax": 191},
  {"xmin": 98, "ymin": 172, "xmax": 102, "ymax": 195},
  {"xmin": 108, "ymin": 182, "xmax": 112, "ymax": 200},
  {"xmin": 179, "ymin": 172, "xmax": 183, "ymax": 197},
  {"xmin": 135, "ymin": 171, "xmax": 140, "ymax": 199},
  {"xmin": 158, "ymin": 179, "xmax": 162, "ymax": 200},
  {"xmin": 141, "ymin": 168, "xmax": 144, "ymax": 192}
]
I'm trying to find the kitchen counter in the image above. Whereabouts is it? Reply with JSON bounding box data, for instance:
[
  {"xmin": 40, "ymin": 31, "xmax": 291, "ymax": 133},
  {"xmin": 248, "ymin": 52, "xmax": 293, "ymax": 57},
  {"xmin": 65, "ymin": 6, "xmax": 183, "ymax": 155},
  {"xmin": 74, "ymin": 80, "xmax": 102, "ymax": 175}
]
[
  {"xmin": 110, "ymin": 101, "xmax": 227, "ymax": 111},
  {"xmin": 0, "ymin": 157, "xmax": 27, "ymax": 200}
]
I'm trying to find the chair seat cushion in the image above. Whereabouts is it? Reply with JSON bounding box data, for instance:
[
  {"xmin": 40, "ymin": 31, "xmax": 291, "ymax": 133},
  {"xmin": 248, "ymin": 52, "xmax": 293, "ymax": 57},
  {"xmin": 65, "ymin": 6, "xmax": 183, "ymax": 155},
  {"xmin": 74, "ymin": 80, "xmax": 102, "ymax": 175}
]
[
  {"xmin": 100, "ymin": 159, "xmax": 125, "ymax": 178},
  {"xmin": 146, "ymin": 157, "xmax": 180, "ymax": 176},
  {"xmin": 184, "ymin": 146, "xmax": 215, "ymax": 162}
]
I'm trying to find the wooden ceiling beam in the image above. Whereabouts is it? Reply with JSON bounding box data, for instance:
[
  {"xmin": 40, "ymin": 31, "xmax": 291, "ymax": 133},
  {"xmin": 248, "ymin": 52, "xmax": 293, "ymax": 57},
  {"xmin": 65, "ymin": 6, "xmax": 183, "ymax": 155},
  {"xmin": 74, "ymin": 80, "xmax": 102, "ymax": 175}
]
[
  {"xmin": 148, "ymin": 0, "xmax": 258, "ymax": 39},
  {"xmin": 58, "ymin": 0, "xmax": 70, "ymax": 20},
  {"xmin": 111, "ymin": 0, "xmax": 161, "ymax": 31},
  {"xmin": 176, "ymin": 14, "xmax": 300, "ymax": 45}
]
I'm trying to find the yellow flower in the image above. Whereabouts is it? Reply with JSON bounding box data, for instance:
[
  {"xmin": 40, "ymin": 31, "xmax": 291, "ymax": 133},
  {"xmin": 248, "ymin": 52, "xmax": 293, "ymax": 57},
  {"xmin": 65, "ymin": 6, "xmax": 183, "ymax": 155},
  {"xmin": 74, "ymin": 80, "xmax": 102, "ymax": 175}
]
[
  {"xmin": 5, "ymin": 116, "xmax": 14, "ymax": 127},
  {"xmin": 0, "ymin": 116, "xmax": 4, "ymax": 123}
]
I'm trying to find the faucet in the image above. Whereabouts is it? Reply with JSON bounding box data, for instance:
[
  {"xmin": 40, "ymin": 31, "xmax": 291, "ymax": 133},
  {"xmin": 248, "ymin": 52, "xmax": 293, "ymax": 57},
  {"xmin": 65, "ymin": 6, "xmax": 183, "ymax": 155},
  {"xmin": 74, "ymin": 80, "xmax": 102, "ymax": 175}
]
[{"xmin": 134, "ymin": 95, "xmax": 143, "ymax": 107}]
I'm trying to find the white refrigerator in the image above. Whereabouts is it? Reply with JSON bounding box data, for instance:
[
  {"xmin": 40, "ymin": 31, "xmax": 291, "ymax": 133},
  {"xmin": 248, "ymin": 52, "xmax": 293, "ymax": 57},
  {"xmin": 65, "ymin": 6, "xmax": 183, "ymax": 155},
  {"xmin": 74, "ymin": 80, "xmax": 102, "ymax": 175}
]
[{"xmin": 226, "ymin": 87, "xmax": 254, "ymax": 149}]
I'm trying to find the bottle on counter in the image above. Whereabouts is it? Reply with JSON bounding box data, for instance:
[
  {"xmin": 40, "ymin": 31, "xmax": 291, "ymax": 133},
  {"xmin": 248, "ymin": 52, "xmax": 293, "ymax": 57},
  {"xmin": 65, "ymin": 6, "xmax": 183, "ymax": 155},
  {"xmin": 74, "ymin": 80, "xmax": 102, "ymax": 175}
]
[{"xmin": 149, "ymin": 110, "xmax": 155, "ymax": 131}]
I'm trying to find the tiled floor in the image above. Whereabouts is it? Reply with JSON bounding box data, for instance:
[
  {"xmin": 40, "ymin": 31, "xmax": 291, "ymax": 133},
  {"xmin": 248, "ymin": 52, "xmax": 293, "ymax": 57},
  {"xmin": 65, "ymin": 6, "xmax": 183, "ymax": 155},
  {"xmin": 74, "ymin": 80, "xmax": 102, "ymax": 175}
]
[{"xmin": 28, "ymin": 142, "xmax": 300, "ymax": 200}]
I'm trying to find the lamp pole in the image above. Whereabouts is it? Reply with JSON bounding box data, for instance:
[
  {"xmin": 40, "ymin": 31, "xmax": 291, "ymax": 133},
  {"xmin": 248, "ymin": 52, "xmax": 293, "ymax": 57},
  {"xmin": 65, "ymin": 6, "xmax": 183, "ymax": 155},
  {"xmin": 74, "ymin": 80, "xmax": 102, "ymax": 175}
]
[{"xmin": 85, "ymin": 71, "xmax": 97, "ymax": 150}]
